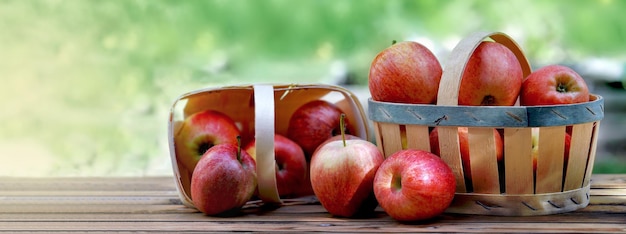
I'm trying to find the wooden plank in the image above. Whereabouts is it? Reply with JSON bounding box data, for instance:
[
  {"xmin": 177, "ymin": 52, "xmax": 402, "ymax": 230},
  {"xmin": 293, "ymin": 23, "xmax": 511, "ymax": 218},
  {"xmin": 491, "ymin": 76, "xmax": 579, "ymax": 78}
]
[
  {"xmin": 378, "ymin": 122, "xmax": 402, "ymax": 157},
  {"xmin": 2, "ymin": 210, "xmax": 625, "ymax": 224},
  {"xmin": 0, "ymin": 220, "xmax": 624, "ymax": 233},
  {"xmin": 468, "ymin": 127, "xmax": 500, "ymax": 194},
  {"xmin": 591, "ymin": 174, "xmax": 626, "ymax": 189},
  {"xmin": 563, "ymin": 123, "xmax": 594, "ymax": 191},
  {"xmin": 504, "ymin": 127, "xmax": 533, "ymax": 194},
  {"xmin": 0, "ymin": 175, "xmax": 623, "ymax": 233},
  {"xmin": 535, "ymin": 126, "xmax": 566, "ymax": 193},
  {"xmin": 584, "ymin": 122, "xmax": 602, "ymax": 187},
  {"xmin": 405, "ymin": 124, "xmax": 430, "ymax": 152},
  {"xmin": 437, "ymin": 126, "xmax": 467, "ymax": 192}
]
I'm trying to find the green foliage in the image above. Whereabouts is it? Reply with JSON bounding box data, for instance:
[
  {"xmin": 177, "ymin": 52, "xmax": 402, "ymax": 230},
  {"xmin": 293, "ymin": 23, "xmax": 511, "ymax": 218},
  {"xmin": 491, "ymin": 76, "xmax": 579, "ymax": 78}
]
[{"xmin": 0, "ymin": 0, "xmax": 624, "ymax": 176}]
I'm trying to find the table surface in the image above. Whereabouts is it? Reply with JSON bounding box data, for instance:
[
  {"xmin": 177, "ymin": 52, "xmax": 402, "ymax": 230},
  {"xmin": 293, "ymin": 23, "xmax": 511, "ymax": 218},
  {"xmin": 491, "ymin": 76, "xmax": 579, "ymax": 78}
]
[{"xmin": 1, "ymin": 174, "xmax": 624, "ymax": 233}]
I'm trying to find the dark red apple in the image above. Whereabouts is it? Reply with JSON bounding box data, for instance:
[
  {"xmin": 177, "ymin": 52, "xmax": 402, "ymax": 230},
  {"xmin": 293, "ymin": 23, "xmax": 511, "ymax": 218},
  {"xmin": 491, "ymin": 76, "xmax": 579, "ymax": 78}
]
[
  {"xmin": 190, "ymin": 142, "xmax": 257, "ymax": 216},
  {"xmin": 244, "ymin": 134, "xmax": 307, "ymax": 197}
]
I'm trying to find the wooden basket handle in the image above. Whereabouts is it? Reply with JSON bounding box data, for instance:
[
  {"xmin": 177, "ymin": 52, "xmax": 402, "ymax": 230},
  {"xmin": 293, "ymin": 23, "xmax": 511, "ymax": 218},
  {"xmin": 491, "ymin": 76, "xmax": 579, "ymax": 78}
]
[
  {"xmin": 253, "ymin": 84, "xmax": 282, "ymax": 204},
  {"xmin": 437, "ymin": 31, "xmax": 532, "ymax": 106}
]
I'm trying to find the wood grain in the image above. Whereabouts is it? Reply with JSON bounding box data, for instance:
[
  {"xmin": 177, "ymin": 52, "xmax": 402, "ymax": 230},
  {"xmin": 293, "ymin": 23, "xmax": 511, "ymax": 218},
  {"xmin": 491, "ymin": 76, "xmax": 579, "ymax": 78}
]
[{"xmin": 0, "ymin": 175, "xmax": 624, "ymax": 233}]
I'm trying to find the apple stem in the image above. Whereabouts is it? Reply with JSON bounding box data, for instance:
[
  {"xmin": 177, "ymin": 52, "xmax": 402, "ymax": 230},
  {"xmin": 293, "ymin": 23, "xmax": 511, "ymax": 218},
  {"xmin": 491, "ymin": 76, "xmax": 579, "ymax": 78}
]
[
  {"xmin": 236, "ymin": 135, "xmax": 242, "ymax": 161},
  {"xmin": 392, "ymin": 40, "xmax": 397, "ymax": 45},
  {"xmin": 340, "ymin": 113, "xmax": 346, "ymax": 147}
]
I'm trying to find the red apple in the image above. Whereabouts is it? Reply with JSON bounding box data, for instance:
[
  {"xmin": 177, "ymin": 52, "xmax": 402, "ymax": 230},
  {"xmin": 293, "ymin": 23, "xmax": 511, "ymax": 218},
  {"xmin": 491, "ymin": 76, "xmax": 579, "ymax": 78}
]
[
  {"xmin": 287, "ymin": 100, "xmax": 353, "ymax": 158},
  {"xmin": 459, "ymin": 41, "xmax": 523, "ymax": 106},
  {"xmin": 373, "ymin": 149, "xmax": 456, "ymax": 221},
  {"xmin": 190, "ymin": 141, "xmax": 257, "ymax": 216},
  {"xmin": 244, "ymin": 134, "xmax": 307, "ymax": 197},
  {"xmin": 369, "ymin": 41, "xmax": 442, "ymax": 104},
  {"xmin": 310, "ymin": 134, "xmax": 384, "ymax": 217},
  {"xmin": 175, "ymin": 110, "xmax": 241, "ymax": 171},
  {"xmin": 310, "ymin": 114, "xmax": 383, "ymax": 217},
  {"xmin": 520, "ymin": 65, "xmax": 590, "ymax": 106},
  {"xmin": 531, "ymin": 128, "xmax": 572, "ymax": 172},
  {"xmin": 429, "ymin": 127, "xmax": 503, "ymax": 179}
]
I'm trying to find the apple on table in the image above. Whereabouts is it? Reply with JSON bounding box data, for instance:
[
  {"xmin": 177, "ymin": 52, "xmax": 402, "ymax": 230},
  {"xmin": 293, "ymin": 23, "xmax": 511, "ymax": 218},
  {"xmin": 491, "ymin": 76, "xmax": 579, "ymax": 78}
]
[
  {"xmin": 175, "ymin": 110, "xmax": 241, "ymax": 172},
  {"xmin": 368, "ymin": 40, "xmax": 443, "ymax": 104},
  {"xmin": 309, "ymin": 114, "xmax": 384, "ymax": 217},
  {"xmin": 244, "ymin": 134, "xmax": 307, "ymax": 198},
  {"xmin": 190, "ymin": 138, "xmax": 257, "ymax": 216},
  {"xmin": 373, "ymin": 149, "xmax": 456, "ymax": 222}
]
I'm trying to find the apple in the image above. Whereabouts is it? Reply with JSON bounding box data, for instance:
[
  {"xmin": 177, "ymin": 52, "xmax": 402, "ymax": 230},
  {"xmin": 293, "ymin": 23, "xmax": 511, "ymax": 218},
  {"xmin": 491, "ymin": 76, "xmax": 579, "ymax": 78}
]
[
  {"xmin": 310, "ymin": 114, "xmax": 384, "ymax": 217},
  {"xmin": 175, "ymin": 110, "xmax": 241, "ymax": 171},
  {"xmin": 373, "ymin": 149, "xmax": 456, "ymax": 221},
  {"xmin": 293, "ymin": 134, "xmax": 362, "ymax": 197},
  {"xmin": 531, "ymin": 128, "xmax": 572, "ymax": 172},
  {"xmin": 190, "ymin": 139, "xmax": 257, "ymax": 216},
  {"xmin": 368, "ymin": 40, "xmax": 442, "ymax": 104},
  {"xmin": 429, "ymin": 127, "xmax": 503, "ymax": 179},
  {"xmin": 520, "ymin": 65, "xmax": 590, "ymax": 106},
  {"xmin": 244, "ymin": 134, "xmax": 307, "ymax": 197},
  {"xmin": 459, "ymin": 41, "xmax": 523, "ymax": 106},
  {"xmin": 287, "ymin": 100, "xmax": 353, "ymax": 158}
]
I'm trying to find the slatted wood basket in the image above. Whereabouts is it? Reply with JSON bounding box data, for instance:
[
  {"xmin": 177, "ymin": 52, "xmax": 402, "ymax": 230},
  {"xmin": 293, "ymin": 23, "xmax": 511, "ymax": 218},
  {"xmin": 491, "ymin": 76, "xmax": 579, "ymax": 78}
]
[
  {"xmin": 168, "ymin": 84, "xmax": 369, "ymax": 208},
  {"xmin": 368, "ymin": 31, "xmax": 604, "ymax": 216}
]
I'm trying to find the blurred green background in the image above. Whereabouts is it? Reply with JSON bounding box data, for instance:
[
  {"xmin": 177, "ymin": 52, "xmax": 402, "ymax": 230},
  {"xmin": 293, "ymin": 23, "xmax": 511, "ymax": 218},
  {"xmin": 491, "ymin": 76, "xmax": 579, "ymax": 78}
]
[{"xmin": 1, "ymin": 0, "xmax": 625, "ymax": 177}]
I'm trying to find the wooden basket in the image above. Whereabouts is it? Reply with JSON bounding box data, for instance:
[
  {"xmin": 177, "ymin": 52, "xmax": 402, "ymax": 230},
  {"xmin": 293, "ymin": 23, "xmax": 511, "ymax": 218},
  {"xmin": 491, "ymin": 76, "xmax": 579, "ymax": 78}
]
[
  {"xmin": 368, "ymin": 31, "xmax": 604, "ymax": 216},
  {"xmin": 168, "ymin": 84, "xmax": 369, "ymax": 208}
]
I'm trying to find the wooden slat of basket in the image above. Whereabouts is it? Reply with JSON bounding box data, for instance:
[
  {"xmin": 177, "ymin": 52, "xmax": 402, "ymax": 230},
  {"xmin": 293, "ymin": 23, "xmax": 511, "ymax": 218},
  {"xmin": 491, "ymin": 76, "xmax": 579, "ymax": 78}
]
[
  {"xmin": 373, "ymin": 122, "xmax": 384, "ymax": 156},
  {"xmin": 468, "ymin": 127, "xmax": 501, "ymax": 194},
  {"xmin": 563, "ymin": 122, "xmax": 594, "ymax": 191},
  {"xmin": 378, "ymin": 122, "xmax": 403, "ymax": 158},
  {"xmin": 583, "ymin": 122, "xmax": 601, "ymax": 187},
  {"xmin": 437, "ymin": 126, "xmax": 467, "ymax": 192},
  {"xmin": 504, "ymin": 128, "xmax": 533, "ymax": 194},
  {"xmin": 536, "ymin": 126, "xmax": 566, "ymax": 193},
  {"xmin": 446, "ymin": 184, "xmax": 590, "ymax": 216},
  {"xmin": 405, "ymin": 125, "xmax": 430, "ymax": 152}
]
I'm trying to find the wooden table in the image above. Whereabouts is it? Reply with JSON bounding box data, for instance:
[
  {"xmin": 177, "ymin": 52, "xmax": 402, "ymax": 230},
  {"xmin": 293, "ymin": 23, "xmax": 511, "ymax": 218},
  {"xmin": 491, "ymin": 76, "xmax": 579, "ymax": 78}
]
[{"xmin": 1, "ymin": 174, "xmax": 624, "ymax": 233}]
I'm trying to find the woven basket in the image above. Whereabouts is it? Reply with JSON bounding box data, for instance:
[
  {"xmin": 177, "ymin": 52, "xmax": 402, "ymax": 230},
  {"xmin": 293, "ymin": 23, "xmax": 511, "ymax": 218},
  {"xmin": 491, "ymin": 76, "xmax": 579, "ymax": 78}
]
[
  {"xmin": 168, "ymin": 84, "xmax": 369, "ymax": 208},
  {"xmin": 368, "ymin": 31, "xmax": 604, "ymax": 216}
]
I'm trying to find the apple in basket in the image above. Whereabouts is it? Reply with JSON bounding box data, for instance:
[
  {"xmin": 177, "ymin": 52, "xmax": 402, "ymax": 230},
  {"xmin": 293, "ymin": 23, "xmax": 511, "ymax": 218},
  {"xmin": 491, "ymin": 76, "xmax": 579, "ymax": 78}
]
[
  {"xmin": 459, "ymin": 41, "xmax": 524, "ymax": 106},
  {"xmin": 175, "ymin": 110, "xmax": 241, "ymax": 171},
  {"xmin": 244, "ymin": 134, "xmax": 308, "ymax": 197},
  {"xmin": 191, "ymin": 138, "xmax": 257, "ymax": 216},
  {"xmin": 520, "ymin": 65, "xmax": 590, "ymax": 106},
  {"xmin": 429, "ymin": 127, "xmax": 504, "ymax": 180},
  {"xmin": 531, "ymin": 128, "xmax": 572, "ymax": 172},
  {"xmin": 287, "ymin": 100, "xmax": 353, "ymax": 158},
  {"xmin": 373, "ymin": 149, "xmax": 456, "ymax": 222},
  {"xmin": 310, "ymin": 114, "xmax": 384, "ymax": 217},
  {"xmin": 368, "ymin": 40, "xmax": 443, "ymax": 104}
]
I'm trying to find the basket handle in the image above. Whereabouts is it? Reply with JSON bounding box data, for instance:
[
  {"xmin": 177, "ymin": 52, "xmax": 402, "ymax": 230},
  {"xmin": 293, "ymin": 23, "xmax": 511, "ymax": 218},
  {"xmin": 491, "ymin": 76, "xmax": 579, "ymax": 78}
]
[
  {"xmin": 437, "ymin": 31, "xmax": 532, "ymax": 106},
  {"xmin": 253, "ymin": 84, "xmax": 281, "ymax": 204}
]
